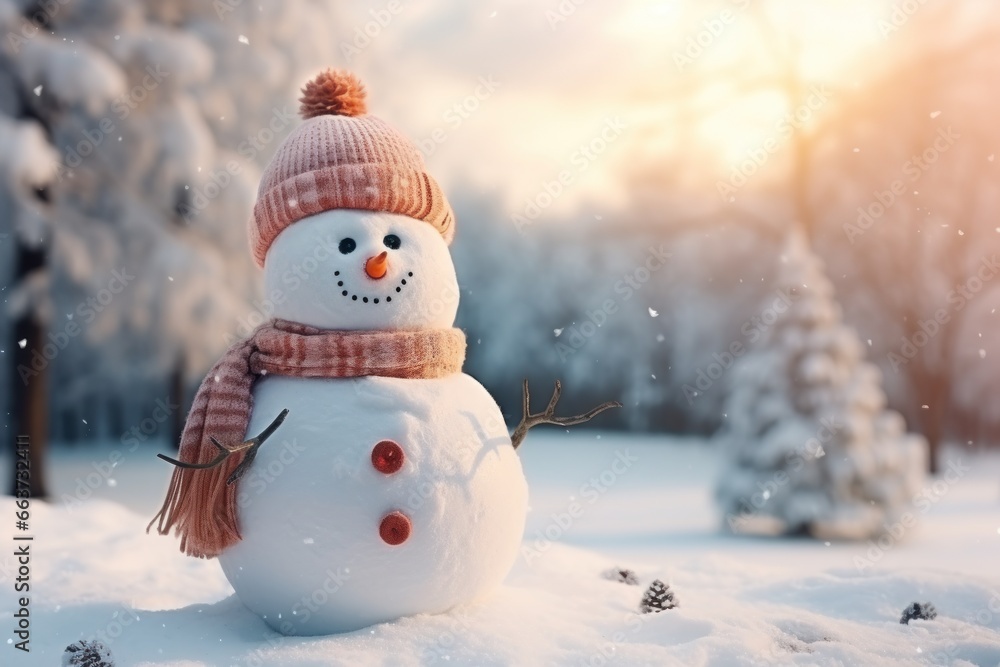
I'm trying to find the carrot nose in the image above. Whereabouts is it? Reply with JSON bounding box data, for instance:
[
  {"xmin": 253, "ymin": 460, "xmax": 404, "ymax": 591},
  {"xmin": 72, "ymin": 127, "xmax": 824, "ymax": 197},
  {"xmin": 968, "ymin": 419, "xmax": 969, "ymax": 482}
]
[{"xmin": 365, "ymin": 251, "xmax": 388, "ymax": 279}]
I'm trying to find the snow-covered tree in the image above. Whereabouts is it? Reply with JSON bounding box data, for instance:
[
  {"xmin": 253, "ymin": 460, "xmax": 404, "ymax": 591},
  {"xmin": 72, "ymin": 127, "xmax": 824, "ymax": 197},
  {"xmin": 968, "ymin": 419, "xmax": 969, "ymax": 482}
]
[
  {"xmin": 807, "ymin": 3, "xmax": 1000, "ymax": 465},
  {"xmin": 0, "ymin": 0, "xmax": 339, "ymax": 465},
  {"xmin": 716, "ymin": 232, "xmax": 927, "ymax": 540}
]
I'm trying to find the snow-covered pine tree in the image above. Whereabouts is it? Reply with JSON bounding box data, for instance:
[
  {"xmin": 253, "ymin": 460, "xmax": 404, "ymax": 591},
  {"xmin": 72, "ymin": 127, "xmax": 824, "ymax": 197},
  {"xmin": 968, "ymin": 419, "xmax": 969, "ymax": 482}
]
[
  {"xmin": 0, "ymin": 0, "xmax": 339, "ymax": 457},
  {"xmin": 716, "ymin": 231, "xmax": 927, "ymax": 540}
]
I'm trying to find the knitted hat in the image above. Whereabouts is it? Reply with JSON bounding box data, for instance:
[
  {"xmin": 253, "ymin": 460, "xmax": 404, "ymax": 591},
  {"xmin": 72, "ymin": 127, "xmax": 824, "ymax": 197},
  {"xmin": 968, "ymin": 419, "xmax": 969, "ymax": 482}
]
[{"xmin": 249, "ymin": 69, "xmax": 455, "ymax": 268}]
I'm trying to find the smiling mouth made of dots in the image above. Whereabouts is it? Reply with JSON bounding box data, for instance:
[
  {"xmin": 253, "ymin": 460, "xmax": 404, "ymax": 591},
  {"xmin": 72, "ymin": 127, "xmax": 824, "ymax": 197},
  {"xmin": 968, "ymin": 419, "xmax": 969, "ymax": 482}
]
[{"xmin": 336, "ymin": 270, "xmax": 413, "ymax": 304}]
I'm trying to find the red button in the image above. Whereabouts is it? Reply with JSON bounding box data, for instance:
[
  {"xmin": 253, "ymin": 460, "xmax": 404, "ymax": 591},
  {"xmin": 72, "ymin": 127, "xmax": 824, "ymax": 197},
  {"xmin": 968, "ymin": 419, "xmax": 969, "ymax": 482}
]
[
  {"xmin": 371, "ymin": 440, "xmax": 405, "ymax": 475},
  {"xmin": 379, "ymin": 511, "xmax": 411, "ymax": 545}
]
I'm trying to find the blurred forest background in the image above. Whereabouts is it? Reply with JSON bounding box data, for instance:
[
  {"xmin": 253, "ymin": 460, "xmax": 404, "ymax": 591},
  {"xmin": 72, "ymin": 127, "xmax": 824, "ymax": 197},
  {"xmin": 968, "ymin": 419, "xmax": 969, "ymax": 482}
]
[{"xmin": 2, "ymin": 0, "xmax": 998, "ymax": 495}]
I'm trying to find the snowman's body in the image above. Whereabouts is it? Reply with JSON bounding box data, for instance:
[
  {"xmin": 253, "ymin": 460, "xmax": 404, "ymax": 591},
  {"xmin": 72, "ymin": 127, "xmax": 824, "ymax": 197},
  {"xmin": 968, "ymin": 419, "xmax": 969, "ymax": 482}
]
[
  {"xmin": 220, "ymin": 373, "xmax": 526, "ymax": 635},
  {"xmin": 217, "ymin": 209, "xmax": 529, "ymax": 635}
]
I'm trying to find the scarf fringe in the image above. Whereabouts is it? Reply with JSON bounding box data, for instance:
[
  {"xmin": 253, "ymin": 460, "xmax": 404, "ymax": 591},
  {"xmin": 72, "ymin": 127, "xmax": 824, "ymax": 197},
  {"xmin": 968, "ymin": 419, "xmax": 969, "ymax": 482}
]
[{"xmin": 146, "ymin": 443, "xmax": 244, "ymax": 558}]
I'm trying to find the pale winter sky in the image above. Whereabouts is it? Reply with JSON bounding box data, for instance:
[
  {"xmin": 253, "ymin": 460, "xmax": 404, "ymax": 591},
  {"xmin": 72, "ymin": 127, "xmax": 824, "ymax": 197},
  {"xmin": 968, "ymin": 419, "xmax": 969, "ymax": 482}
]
[{"xmin": 316, "ymin": 0, "xmax": 917, "ymax": 223}]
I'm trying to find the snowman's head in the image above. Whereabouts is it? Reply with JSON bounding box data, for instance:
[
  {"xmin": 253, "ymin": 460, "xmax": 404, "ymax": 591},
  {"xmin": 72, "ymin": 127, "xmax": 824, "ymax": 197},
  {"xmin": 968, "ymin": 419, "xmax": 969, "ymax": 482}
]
[{"xmin": 263, "ymin": 209, "xmax": 459, "ymax": 331}]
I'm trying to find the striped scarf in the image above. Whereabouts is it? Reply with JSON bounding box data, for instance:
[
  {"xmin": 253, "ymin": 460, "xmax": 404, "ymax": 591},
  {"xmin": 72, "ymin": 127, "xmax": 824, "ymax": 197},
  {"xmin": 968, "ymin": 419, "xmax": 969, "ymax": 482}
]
[{"xmin": 148, "ymin": 319, "xmax": 466, "ymax": 558}]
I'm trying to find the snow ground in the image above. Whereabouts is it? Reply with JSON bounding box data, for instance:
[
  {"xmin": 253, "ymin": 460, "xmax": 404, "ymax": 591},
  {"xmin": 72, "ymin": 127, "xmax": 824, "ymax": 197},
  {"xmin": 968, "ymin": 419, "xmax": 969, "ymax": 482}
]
[{"xmin": 2, "ymin": 433, "xmax": 999, "ymax": 666}]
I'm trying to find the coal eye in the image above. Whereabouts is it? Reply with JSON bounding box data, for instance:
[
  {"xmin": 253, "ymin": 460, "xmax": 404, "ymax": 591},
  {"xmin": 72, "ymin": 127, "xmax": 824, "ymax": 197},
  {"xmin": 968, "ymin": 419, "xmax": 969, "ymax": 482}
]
[
  {"xmin": 339, "ymin": 238, "xmax": 356, "ymax": 254},
  {"xmin": 383, "ymin": 234, "xmax": 401, "ymax": 250}
]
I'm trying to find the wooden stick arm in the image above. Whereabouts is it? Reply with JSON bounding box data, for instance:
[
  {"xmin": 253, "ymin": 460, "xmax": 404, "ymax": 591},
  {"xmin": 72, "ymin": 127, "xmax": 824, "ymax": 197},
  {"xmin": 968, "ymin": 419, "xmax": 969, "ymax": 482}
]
[
  {"xmin": 511, "ymin": 380, "xmax": 621, "ymax": 450},
  {"xmin": 156, "ymin": 408, "xmax": 289, "ymax": 485}
]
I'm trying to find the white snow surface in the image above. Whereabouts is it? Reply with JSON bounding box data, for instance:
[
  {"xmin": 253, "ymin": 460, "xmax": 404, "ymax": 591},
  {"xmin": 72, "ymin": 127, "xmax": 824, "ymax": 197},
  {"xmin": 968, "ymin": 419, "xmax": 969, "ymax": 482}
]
[{"xmin": 2, "ymin": 433, "xmax": 999, "ymax": 666}]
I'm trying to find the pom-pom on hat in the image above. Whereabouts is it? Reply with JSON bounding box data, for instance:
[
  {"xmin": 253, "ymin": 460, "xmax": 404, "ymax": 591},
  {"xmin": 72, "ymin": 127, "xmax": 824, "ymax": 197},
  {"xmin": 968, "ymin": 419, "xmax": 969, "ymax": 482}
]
[{"xmin": 249, "ymin": 69, "xmax": 455, "ymax": 268}]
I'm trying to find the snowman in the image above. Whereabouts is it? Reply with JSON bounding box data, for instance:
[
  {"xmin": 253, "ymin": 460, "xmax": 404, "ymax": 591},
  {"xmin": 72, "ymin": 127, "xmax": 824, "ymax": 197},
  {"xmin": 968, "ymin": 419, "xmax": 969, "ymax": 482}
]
[{"xmin": 149, "ymin": 69, "xmax": 618, "ymax": 636}]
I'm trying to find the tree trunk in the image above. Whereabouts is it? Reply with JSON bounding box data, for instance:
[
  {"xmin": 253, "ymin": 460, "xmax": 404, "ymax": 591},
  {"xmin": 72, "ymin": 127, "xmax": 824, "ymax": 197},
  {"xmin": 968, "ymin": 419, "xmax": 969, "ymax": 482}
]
[
  {"xmin": 9, "ymin": 241, "xmax": 49, "ymax": 499},
  {"xmin": 168, "ymin": 351, "xmax": 186, "ymax": 449},
  {"xmin": 107, "ymin": 394, "xmax": 125, "ymax": 442},
  {"xmin": 60, "ymin": 407, "xmax": 78, "ymax": 445},
  {"xmin": 912, "ymin": 366, "xmax": 946, "ymax": 475},
  {"xmin": 918, "ymin": 404, "xmax": 942, "ymax": 475}
]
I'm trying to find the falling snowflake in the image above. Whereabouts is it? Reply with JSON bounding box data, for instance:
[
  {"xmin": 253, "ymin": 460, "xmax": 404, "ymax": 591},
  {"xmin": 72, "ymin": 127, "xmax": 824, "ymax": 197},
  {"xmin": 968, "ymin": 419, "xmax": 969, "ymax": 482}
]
[
  {"xmin": 33, "ymin": 85, "xmax": 42, "ymax": 96},
  {"xmin": 18, "ymin": 339, "xmax": 27, "ymax": 349},
  {"xmin": 238, "ymin": 34, "xmax": 250, "ymax": 45},
  {"xmin": 648, "ymin": 307, "xmax": 658, "ymax": 318},
  {"xmin": 929, "ymin": 110, "xmax": 941, "ymax": 118},
  {"xmin": 554, "ymin": 328, "xmax": 564, "ymax": 337}
]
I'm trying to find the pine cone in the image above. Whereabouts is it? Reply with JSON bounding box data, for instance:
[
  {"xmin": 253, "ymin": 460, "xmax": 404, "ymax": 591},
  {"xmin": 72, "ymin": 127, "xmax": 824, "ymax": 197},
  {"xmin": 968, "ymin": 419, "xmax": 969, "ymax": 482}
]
[
  {"xmin": 900, "ymin": 601, "xmax": 937, "ymax": 624},
  {"xmin": 602, "ymin": 567, "xmax": 639, "ymax": 585},
  {"xmin": 640, "ymin": 579, "xmax": 678, "ymax": 613},
  {"xmin": 63, "ymin": 640, "xmax": 115, "ymax": 667}
]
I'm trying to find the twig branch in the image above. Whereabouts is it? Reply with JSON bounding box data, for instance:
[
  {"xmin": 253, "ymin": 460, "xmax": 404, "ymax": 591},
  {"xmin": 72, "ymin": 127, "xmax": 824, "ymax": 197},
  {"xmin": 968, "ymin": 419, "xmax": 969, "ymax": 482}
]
[
  {"xmin": 511, "ymin": 380, "xmax": 621, "ymax": 450},
  {"xmin": 156, "ymin": 409, "xmax": 289, "ymax": 485}
]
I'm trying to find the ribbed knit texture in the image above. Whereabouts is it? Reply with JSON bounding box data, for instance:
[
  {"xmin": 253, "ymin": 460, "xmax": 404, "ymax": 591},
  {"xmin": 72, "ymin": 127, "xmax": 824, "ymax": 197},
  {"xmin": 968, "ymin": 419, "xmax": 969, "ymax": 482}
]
[
  {"xmin": 250, "ymin": 114, "xmax": 454, "ymax": 267},
  {"xmin": 148, "ymin": 319, "xmax": 467, "ymax": 558}
]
